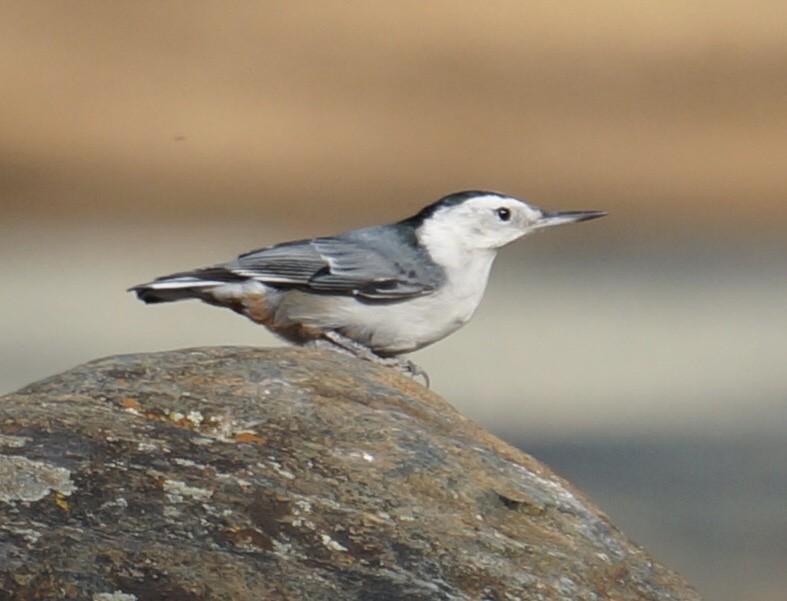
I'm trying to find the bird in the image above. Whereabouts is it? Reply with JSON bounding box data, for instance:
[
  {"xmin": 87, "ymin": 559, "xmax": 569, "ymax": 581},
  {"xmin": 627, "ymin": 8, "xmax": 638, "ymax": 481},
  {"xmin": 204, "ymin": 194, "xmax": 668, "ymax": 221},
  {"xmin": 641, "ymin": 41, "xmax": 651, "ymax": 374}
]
[{"xmin": 130, "ymin": 191, "xmax": 606, "ymax": 385}]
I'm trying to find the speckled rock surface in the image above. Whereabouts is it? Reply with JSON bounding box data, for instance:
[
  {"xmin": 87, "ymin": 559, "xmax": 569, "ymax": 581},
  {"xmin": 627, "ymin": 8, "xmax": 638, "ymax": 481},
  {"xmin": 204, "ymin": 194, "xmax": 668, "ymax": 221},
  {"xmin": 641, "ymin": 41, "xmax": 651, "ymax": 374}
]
[{"xmin": 0, "ymin": 347, "xmax": 699, "ymax": 600}]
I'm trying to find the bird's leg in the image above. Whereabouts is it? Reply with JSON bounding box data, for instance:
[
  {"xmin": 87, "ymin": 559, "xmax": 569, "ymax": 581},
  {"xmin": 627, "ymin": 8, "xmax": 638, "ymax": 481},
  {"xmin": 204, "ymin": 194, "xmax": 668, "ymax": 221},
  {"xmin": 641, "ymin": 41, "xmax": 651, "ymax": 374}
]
[
  {"xmin": 305, "ymin": 337, "xmax": 356, "ymax": 358},
  {"xmin": 310, "ymin": 331, "xmax": 430, "ymax": 388}
]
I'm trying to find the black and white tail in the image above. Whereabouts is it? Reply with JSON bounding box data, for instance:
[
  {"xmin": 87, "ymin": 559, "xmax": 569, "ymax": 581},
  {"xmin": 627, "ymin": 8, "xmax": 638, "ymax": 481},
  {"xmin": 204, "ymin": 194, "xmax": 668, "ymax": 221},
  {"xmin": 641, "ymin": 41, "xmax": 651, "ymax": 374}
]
[{"xmin": 129, "ymin": 267, "xmax": 245, "ymax": 304}]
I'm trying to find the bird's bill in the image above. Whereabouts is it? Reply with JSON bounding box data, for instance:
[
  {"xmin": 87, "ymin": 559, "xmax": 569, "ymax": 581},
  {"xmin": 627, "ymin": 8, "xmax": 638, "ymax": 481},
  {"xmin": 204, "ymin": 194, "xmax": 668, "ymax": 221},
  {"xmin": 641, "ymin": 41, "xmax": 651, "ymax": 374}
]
[{"xmin": 534, "ymin": 209, "xmax": 607, "ymax": 229}]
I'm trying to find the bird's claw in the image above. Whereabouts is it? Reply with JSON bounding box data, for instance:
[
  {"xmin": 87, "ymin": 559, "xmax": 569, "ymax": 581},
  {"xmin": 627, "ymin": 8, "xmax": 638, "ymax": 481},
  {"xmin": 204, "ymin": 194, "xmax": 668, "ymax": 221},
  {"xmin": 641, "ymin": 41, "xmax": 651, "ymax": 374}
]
[{"xmin": 312, "ymin": 332, "xmax": 431, "ymax": 388}]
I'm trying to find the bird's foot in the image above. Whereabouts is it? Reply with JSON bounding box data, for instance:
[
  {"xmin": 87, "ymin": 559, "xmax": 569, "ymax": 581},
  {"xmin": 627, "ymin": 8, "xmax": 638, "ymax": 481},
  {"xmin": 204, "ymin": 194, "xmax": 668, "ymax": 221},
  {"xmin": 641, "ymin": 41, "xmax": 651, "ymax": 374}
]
[{"xmin": 308, "ymin": 332, "xmax": 430, "ymax": 388}]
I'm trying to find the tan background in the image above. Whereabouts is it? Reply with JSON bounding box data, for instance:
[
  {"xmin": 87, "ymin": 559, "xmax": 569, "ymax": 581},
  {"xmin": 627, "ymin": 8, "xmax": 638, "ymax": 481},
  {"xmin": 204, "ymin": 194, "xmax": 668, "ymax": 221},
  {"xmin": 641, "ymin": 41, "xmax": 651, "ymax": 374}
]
[{"xmin": 2, "ymin": 3, "xmax": 786, "ymax": 600}]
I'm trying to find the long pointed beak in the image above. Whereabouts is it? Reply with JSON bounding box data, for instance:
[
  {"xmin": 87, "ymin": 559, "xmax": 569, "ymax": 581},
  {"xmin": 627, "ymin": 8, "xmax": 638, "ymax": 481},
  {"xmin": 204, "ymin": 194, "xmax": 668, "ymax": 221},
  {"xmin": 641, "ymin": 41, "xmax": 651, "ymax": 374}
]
[{"xmin": 534, "ymin": 209, "xmax": 607, "ymax": 229}]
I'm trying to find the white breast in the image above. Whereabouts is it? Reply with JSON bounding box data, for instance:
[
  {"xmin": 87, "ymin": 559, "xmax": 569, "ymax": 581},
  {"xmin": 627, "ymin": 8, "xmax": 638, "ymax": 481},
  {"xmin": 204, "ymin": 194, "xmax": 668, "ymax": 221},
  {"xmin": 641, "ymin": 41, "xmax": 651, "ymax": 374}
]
[
  {"xmin": 366, "ymin": 250, "xmax": 497, "ymax": 352},
  {"xmin": 272, "ymin": 250, "xmax": 497, "ymax": 354}
]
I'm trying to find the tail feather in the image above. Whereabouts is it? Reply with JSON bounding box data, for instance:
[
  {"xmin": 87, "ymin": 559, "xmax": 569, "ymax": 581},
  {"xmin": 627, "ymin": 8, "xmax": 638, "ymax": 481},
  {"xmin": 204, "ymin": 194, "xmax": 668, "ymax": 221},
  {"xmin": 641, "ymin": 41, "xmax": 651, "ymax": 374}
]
[
  {"xmin": 130, "ymin": 267, "xmax": 245, "ymax": 304},
  {"xmin": 130, "ymin": 280, "xmax": 221, "ymax": 304}
]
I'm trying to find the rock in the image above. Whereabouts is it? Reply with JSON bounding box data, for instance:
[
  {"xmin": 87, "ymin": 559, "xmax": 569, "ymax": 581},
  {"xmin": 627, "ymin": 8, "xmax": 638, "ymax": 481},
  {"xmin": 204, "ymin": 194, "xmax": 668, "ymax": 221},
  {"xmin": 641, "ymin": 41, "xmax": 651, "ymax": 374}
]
[{"xmin": 0, "ymin": 347, "xmax": 699, "ymax": 600}]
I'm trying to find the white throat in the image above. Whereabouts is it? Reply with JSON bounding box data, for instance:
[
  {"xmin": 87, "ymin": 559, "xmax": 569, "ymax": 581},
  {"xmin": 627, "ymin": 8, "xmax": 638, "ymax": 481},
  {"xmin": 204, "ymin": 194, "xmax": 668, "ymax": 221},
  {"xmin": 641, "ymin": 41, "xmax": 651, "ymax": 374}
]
[{"xmin": 417, "ymin": 217, "xmax": 498, "ymax": 316}]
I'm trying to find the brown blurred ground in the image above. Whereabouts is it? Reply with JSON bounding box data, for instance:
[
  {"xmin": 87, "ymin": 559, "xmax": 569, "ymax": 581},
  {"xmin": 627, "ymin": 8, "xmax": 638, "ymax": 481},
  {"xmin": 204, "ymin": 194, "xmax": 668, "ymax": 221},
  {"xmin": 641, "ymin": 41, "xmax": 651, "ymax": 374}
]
[
  {"xmin": 1, "ymin": 4, "xmax": 786, "ymax": 601},
  {"xmin": 1, "ymin": 1, "xmax": 785, "ymax": 229}
]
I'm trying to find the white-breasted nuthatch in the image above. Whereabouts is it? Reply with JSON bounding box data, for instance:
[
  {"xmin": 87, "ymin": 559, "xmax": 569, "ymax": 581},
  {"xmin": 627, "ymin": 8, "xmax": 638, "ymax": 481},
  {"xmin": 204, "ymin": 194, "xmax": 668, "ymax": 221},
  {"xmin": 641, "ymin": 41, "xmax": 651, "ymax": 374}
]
[{"xmin": 130, "ymin": 191, "xmax": 605, "ymax": 384}]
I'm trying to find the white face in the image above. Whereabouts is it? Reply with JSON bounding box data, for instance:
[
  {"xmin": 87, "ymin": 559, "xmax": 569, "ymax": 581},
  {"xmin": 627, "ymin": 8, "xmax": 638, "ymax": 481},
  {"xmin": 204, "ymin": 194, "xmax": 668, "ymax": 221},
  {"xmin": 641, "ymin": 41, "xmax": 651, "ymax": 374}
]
[{"xmin": 422, "ymin": 194, "xmax": 545, "ymax": 252}]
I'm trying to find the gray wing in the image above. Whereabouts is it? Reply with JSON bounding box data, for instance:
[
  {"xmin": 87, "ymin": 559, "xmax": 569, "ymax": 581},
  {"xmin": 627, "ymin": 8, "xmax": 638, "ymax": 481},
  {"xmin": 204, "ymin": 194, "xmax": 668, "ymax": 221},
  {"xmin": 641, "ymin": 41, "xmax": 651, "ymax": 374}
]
[{"xmin": 230, "ymin": 227, "xmax": 444, "ymax": 300}]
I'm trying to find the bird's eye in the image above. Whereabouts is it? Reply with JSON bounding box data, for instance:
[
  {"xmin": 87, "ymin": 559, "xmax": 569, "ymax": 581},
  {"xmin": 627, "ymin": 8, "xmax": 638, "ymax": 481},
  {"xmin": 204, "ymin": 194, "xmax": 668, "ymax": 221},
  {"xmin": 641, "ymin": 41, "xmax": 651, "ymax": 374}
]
[{"xmin": 495, "ymin": 207, "xmax": 512, "ymax": 222}]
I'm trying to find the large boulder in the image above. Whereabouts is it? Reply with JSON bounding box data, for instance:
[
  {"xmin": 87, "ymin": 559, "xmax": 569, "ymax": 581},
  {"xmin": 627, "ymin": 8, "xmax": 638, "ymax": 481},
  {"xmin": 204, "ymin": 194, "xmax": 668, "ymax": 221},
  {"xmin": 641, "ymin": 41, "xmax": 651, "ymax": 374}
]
[{"xmin": 0, "ymin": 347, "xmax": 699, "ymax": 600}]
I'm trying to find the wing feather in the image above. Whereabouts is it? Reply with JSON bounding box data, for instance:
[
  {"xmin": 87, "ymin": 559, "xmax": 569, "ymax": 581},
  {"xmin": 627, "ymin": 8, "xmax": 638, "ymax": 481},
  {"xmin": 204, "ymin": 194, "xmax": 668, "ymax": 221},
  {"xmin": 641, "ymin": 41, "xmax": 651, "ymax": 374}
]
[{"xmin": 230, "ymin": 228, "xmax": 443, "ymax": 299}]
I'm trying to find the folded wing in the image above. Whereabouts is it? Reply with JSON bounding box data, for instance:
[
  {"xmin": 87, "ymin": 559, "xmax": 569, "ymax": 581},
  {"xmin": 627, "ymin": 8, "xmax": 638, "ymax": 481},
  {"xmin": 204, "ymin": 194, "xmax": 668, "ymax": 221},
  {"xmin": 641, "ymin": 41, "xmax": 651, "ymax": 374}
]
[{"xmin": 230, "ymin": 227, "xmax": 443, "ymax": 300}]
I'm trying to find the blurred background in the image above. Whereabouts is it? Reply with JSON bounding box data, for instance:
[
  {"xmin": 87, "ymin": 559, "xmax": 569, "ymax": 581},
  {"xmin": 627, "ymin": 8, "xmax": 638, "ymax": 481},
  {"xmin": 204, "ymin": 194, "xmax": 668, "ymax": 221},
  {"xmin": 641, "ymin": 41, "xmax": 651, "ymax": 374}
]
[{"xmin": 1, "ymin": 2, "xmax": 785, "ymax": 599}]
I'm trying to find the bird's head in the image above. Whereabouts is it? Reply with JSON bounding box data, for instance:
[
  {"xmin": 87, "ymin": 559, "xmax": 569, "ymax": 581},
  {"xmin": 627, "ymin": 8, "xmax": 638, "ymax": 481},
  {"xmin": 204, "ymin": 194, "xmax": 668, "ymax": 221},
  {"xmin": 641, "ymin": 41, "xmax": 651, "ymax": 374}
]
[{"xmin": 411, "ymin": 191, "xmax": 606, "ymax": 254}]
